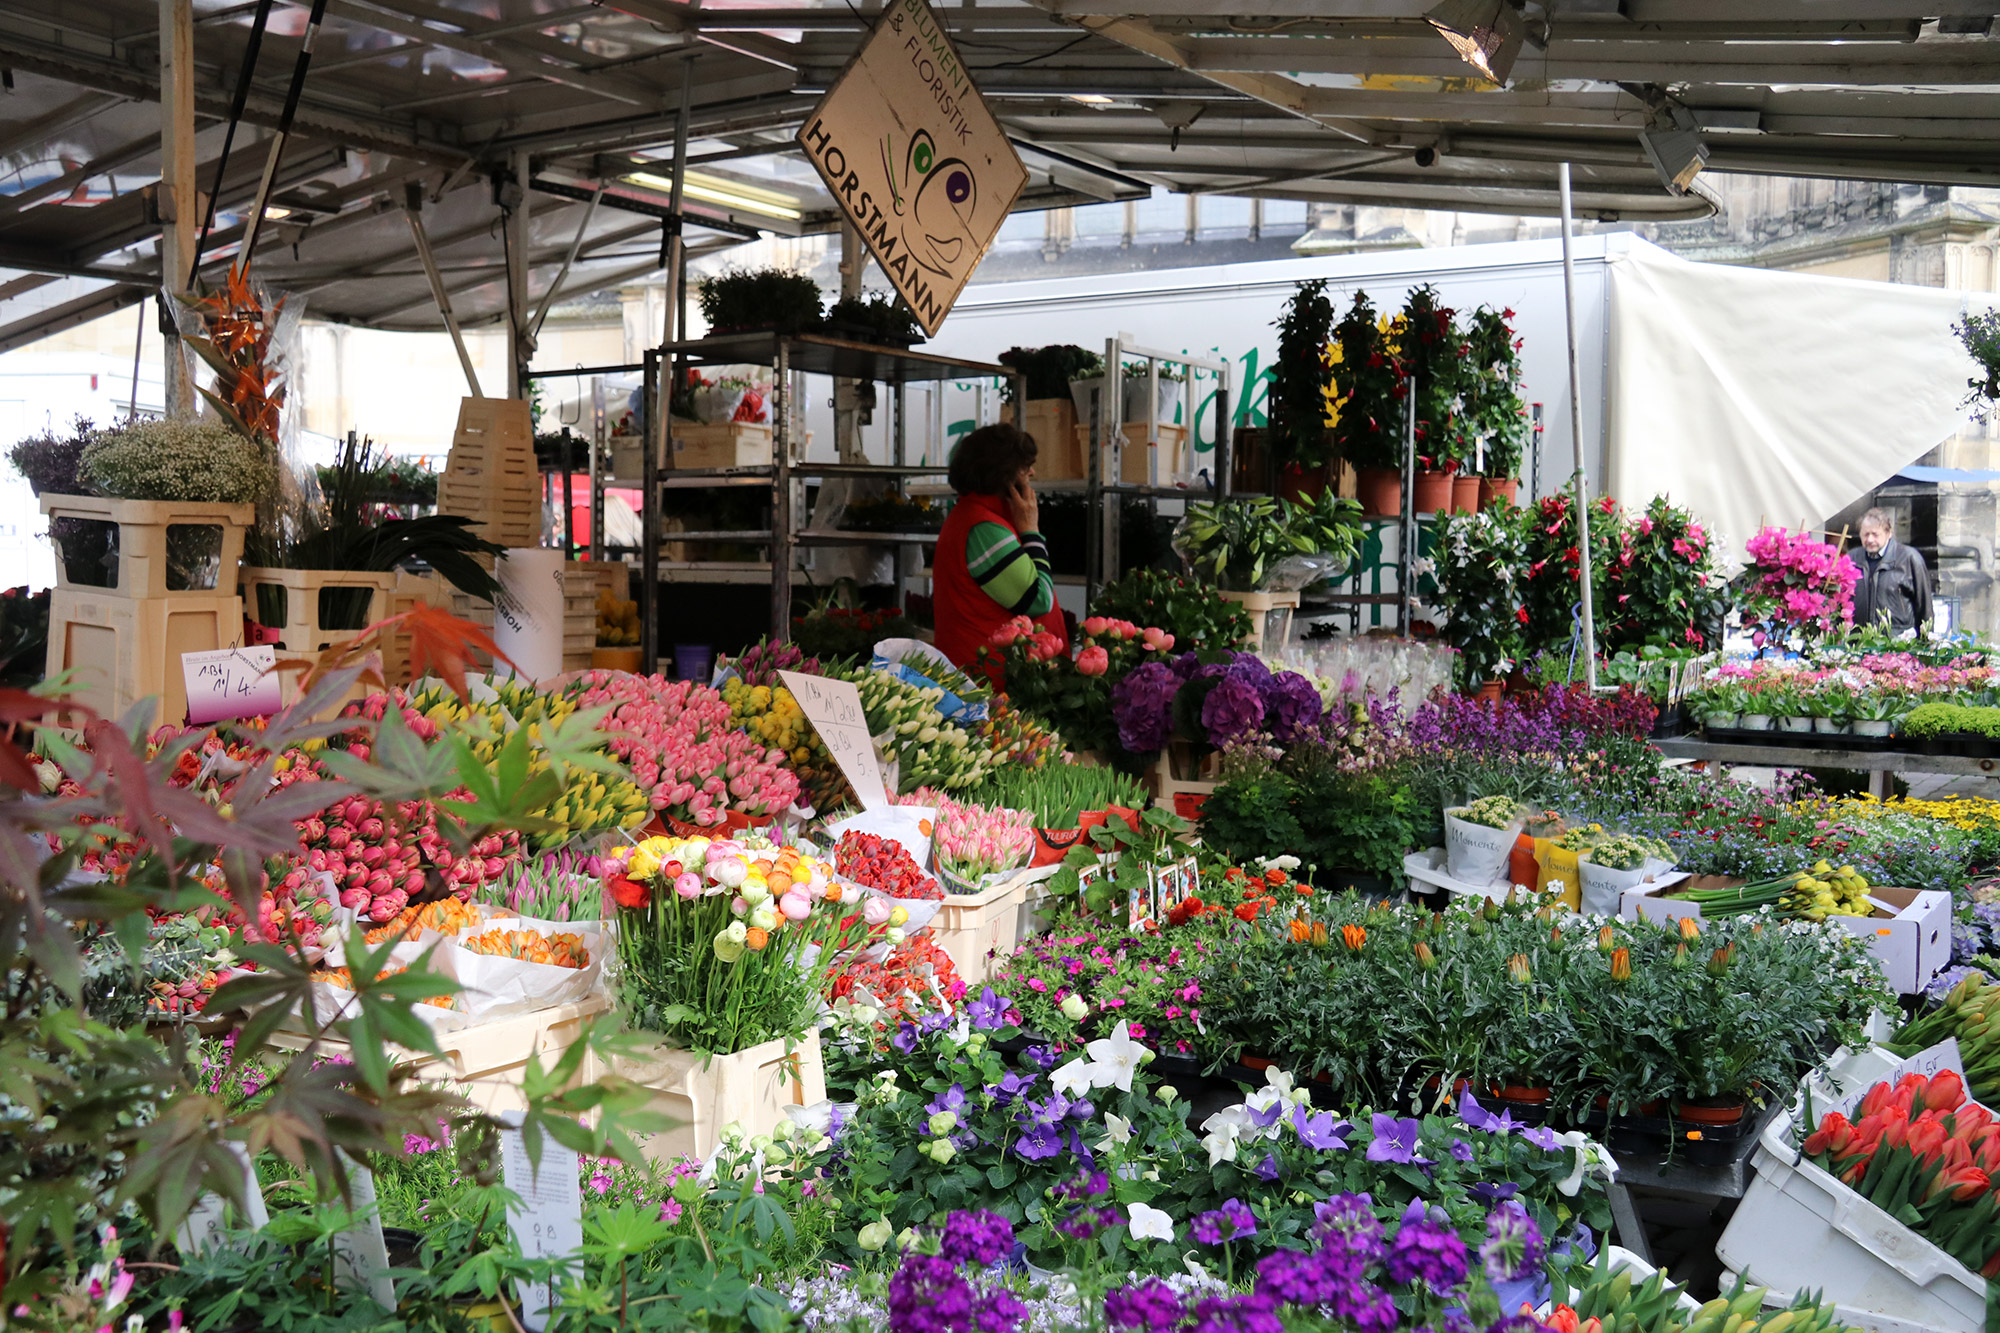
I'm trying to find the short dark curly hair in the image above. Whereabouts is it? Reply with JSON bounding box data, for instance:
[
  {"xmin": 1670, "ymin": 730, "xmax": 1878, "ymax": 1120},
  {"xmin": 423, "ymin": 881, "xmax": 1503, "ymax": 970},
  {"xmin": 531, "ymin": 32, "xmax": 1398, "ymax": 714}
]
[{"xmin": 948, "ymin": 423, "xmax": 1038, "ymax": 496}]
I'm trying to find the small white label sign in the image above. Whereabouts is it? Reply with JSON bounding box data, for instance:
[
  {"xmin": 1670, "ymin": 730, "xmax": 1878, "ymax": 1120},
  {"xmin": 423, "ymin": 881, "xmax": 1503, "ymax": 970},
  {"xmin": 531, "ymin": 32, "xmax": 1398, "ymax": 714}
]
[
  {"xmin": 780, "ymin": 670, "xmax": 890, "ymax": 810},
  {"xmin": 332, "ymin": 1154, "xmax": 396, "ymax": 1311},
  {"xmin": 498, "ymin": 1115, "xmax": 584, "ymax": 1332},
  {"xmin": 175, "ymin": 1144, "xmax": 270, "ymax": 1257},
  {"xmin": 181, "ymin": 646, "xmax": 281, "ymax": 726}
]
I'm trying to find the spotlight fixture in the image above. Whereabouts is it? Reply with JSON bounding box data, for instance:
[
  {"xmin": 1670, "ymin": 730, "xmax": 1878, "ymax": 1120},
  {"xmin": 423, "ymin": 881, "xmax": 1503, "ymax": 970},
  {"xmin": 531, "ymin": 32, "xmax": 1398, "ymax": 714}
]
[
  {"xmin": 1068, "ymin": 94, "xmax": 1115, "ymax": 107},
  {"xmin": 1637, "ymin": 101, "xmax": 1709, "ymax": 194},
  {"xmin": 1424, "ymin": 0, "xmax": 1526, "ymax": 86},
  {"xmin": 262, "ymin": 205, "xmax": 292, "ymax": 221}
]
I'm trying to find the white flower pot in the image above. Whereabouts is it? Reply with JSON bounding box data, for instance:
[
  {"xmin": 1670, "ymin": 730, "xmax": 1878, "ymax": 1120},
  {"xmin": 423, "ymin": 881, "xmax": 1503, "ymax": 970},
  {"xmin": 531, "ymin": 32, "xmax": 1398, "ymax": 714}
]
[
  {"xmin": 1702, "ymin": 712, "xmax": 1739, "ymax": 731},
  {"xmin": 1739, "ymin": 713, "xmax": 1772, "ymax": 730},
  {"xmin": 1812, "ymin": 717, "xmax": 1848, "ymax": 734},
  {"xmin": 1853, "ymin": 719, "xmax": 1893, "ymax": 737},
  {"xmin": 1778, "ymin": 716, "xmax": 1813, "ymax": 733}
]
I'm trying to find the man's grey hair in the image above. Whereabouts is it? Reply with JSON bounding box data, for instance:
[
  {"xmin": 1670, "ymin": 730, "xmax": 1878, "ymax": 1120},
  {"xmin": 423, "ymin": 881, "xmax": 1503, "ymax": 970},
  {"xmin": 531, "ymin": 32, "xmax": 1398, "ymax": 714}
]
[{"xmin": 1859, "ymin": 507, "xmax": 1895, "ymax": 533}]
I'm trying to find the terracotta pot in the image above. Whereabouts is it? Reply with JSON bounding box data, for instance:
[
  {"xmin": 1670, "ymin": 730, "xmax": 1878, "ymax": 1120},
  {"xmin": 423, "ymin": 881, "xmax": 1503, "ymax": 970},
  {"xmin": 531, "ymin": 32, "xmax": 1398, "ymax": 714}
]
[
  {"xmin": 1492, "ymin": 1084, "xmax": 1553, "ymax": 1105},
  {"xmin": 1279, "ymin": 462, "xmax": 1332, "ymax": 503},
  {"xmin": 1450, "ymin": 475, "xmax": 1480, "ymax": 514},
  {"xmin": 1475, "ymin": 679, "xmax": 1505, "ymax": 704},
  {"xmin": 1478, "ymin": 477, "xmax": 1520, "ymax": 509},
  {"xmin": 1173, "ymin": 791, "xmax": 1209, "ymax": 821},
  {"xmin": 1673, "ymin": 1097, "xmax": 1748, "ymax": 1126},
  {"xmin": 1241, "ymin": 1055, "xmax": 1277, "ymax": 1072},
  {"xmin": 1355, "ymin": 466, "xmax": 1403, "ymax": 517},
  {"xmin": 1412, "ymin": 469, "xmax": 1453, "ymax": 514}
]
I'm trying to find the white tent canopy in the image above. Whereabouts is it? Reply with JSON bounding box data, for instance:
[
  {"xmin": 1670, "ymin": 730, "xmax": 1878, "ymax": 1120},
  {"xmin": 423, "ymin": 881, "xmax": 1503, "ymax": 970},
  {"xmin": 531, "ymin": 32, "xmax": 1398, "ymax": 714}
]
[{"xmin": 1605, "ymin": 236, "xmax": 1992, "ymax": 570}]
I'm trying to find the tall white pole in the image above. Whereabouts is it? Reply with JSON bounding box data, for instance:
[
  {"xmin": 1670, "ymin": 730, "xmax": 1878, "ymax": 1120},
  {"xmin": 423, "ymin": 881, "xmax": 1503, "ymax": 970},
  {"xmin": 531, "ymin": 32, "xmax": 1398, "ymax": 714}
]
[{"xmin": 1558, "ymin": 162, "xmax": 1599, "ymax": 691}]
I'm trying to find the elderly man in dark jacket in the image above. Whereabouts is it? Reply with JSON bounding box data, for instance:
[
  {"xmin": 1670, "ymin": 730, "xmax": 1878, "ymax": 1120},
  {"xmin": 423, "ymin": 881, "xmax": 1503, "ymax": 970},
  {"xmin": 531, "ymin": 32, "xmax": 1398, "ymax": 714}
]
[{"xmin": 1848, "ymin": 507, "xmax": 1932, "ymax": 634}]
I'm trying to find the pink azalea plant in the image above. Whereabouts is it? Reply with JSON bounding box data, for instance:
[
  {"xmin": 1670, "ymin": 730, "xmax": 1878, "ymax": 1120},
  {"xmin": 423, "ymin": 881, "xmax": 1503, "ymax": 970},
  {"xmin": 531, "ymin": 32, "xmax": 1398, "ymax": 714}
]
[
  {"xmin": 1741, "ymin": 525, "xmax": 1861, "ymax": 638},
  {"xmin": 572, "ymin": 671, "xmax": 800, "ymax": 827}
]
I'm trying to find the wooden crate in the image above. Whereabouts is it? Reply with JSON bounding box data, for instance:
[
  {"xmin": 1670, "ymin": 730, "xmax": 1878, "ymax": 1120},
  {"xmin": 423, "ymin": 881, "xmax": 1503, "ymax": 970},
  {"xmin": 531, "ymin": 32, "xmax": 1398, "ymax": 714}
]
[
  {"xmin": 41, "ymin": 494, "xmax": 254, "ymax": 600},
  {"xmin": 1007, "ymin": 399, "xmax": 1080, "ymax": 480},
  {"xmin": 1074, "ymin": 422, "xmax": 1190, "ymax": 485},
  {"xmin": 383, "ymin": 570, "xmax": 446, "ymax": 685},
  {"xmin": 439, "ymin": 397, "xmax": 539, "ymax": 547},
  {"xmin": 666, "ymin": 421, "xmax": 773, "ymax": 471},
  {"xmin": 1217, "ymin": 588, "xmax": 1301, "ymax": 652},
  {"xmin": 46, "ymin": 587, "xmax": 243, "ymax": 725},
  {"xmin": 597, "ymin": 1032, "xmax": 825, "ymax": 1164},
  {"xmin": 240, "ymin": 567, "xmax": 396, "ymax": 654}
]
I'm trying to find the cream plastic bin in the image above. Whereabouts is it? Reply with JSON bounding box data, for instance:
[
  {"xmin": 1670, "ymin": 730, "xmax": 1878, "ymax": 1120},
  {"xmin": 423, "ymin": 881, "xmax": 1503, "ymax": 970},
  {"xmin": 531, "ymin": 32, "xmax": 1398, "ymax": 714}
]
[
  {"xmin": 1714, "ymin": 1102, "xmax": 1988, "ymax": 1333},
  {"xmin": 600, "ymin": 1031, "xmax": 825, "ymax": 1165}
]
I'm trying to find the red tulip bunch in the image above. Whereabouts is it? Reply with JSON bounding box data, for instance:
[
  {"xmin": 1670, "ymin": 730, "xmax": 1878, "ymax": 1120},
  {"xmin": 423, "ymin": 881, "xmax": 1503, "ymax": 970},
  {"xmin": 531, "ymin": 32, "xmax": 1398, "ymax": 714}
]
[
  {"xmin": 834, "ymin": 830, "xmax": 941, "ymax": 901},
  {"xmin": 1803, "ymin": 1068, "xmax": 2000, "ymax": 1278}
]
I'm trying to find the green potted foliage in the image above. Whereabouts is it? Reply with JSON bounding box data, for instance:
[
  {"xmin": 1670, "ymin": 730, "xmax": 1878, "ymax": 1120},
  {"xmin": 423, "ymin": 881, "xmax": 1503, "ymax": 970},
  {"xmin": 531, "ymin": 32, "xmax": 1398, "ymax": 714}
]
[
  {"xmin": 1088, "ymin": 569, "xmax": 1253, "ymax": 648},
  {"xmin": 824, "ymin": 292, "xmax": 923, "ymax": 347},
  {"xmin": 1397, "ymin": 284, "xmax": 1471, "ymax": 513},
  {"xmin": 1266, "ymin": 278, "xmax": 1337, "ymax": 491},
  {"xmin": 1328, "ymin": 289, "xmax": 1407, "ymax": 516},
  {"xmin": 696, "ymin": 267, "xmax": 825, "ymax": 336},
  {"xmin": 1173, "ymin": 491, "xmax": 1363, "ymax": 592},
  {"xmin": 1850, "ymin": 687, "xmax": 1901, "ymax": 738},
  {"xmin": 997, "ymin": 344, "xmax": 1102, "ymax": 401}
]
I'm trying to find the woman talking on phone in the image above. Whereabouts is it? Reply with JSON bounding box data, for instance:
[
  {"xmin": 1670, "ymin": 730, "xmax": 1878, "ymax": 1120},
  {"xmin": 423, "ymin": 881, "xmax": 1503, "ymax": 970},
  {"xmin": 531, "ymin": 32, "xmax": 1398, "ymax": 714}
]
[{"xmin": 931, "ymin": 422, "xmax": 1068, "ymax": 672}]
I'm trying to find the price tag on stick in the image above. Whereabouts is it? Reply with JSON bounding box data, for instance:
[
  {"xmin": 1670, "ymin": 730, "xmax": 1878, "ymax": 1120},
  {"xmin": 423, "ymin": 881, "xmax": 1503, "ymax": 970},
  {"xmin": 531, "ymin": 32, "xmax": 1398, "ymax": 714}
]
[
  {"xmin": 780, "ymin": 670, "xmax": 890, "ymax": 810},
  {"xmin": 181, "ymin": 645, "xmax": 281, "ymax": 726},
  {"xmin": 175, "ymin": 1143, "xmax": 269, "ymax": 1258},
  {"xmin": 498, "ymin": 1113, "xmax": 584, "ymax": 1332}
]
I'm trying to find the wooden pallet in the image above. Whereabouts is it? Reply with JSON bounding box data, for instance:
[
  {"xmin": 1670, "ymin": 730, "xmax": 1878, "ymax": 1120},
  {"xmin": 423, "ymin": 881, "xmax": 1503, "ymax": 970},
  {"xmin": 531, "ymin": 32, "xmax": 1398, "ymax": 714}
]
[{"xmin": 439, "ymin": 397, "xmax": 539, "ymax": 547}]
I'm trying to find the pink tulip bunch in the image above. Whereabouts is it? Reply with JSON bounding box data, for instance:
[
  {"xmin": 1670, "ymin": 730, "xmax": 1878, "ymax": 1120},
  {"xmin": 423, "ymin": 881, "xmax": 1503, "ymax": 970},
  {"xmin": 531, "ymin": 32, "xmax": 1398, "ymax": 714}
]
[
  {"xmin": 573, "ymin": 671, "xmax": 800, "ymax": 825},
  {"xmin": 906, "ymin": 787, "xmax": 1035, "ymax": 882}
]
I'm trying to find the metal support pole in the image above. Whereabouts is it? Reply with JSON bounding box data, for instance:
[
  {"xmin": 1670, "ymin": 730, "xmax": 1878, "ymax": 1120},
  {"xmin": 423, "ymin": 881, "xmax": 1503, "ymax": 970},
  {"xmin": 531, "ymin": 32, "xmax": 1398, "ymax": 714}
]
[
  {"xmin": 641, "ymin": 348, "xmax": 660, "ymax": 672},
  {"xmin": 530, "ymin": 184, "xmax": 604, "ymax": 344},
  {"xmin": 1400, "ymin": 372, "xmax": 1417, "ymax": 635},
  {"xmin": 404, "ymin": 189, "xmax": 482, "ymax": 397},
  {"xmin": 1558, "ymin": 161, "xmax": 1600, "ymax": 691},
  {"xmin": 648, "ymin": 56, "xmax": 695, "ymax": 526},
  {"xmin": 128, "ymin": 296, "xmax": 146, "ymax": 418},
  {"xmin": 237, "ymin": 0, "xmax": 329, "ymax": 275},
  {"xmin": 589, "ymin": 375, "xmax": 606, "ymax": 563},
  {"xmin": 508, "ymin": 150, "xmax": 532, "ymax": 400},
  {"xmin": 835, "ymin": 220, "xmax": 864, "ymax": 464},
  {"xmin": 772, "ymin": 339, "xmax": 793, "ymax": 639},
  {"xmin": 1213, "ymin": 367, "xmax": 1232, "ymax": 500},
  {"xmin": 158, "ymin": 0, "xmax": 196, "ymax": 418}
]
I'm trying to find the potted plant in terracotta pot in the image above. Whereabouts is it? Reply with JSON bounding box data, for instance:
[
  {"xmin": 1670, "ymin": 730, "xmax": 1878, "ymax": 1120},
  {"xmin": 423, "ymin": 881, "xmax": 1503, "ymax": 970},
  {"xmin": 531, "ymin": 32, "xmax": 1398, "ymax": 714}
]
[
  {"xmin": 1397, "ymin": 285, "xmax": 1469, "ymax": 515},
  {"xmin": 1327, "ymin": 289, "xmax": 1406, "ymax": 516},
  {"xmin": 1463, "ymin": 305, "xmax": 1529, "ymax": 508},
  {"xmin": 1267, "ymin": 278, "xmax": 1338, "ymax": 499}
]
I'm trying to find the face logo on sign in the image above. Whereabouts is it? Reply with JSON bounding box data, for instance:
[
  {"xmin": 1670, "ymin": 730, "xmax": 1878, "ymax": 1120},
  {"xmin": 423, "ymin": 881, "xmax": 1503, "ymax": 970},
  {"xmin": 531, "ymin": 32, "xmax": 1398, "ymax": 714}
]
[{"xmin": 880, "ymin": 129, "xmax": 976, "ymax": 278}]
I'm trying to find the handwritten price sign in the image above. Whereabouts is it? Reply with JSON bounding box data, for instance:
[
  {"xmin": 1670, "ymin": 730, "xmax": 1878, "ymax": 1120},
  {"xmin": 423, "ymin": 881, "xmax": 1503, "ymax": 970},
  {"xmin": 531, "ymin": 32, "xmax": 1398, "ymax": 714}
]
[
  {"xmin": 181, "ymin": 646, "xmax": 281, "ymax": 725},
  {"xmin": 780, "ymin": 670, "xmax": 890, "ymax": 810}
]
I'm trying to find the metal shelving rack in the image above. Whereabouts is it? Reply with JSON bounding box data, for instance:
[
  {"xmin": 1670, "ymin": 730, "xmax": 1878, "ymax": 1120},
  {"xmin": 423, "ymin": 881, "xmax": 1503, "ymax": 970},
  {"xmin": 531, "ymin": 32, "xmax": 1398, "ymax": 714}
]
[{"xmin": 637, "ymin": 332, "xmax": 1028, "ymax": 657}]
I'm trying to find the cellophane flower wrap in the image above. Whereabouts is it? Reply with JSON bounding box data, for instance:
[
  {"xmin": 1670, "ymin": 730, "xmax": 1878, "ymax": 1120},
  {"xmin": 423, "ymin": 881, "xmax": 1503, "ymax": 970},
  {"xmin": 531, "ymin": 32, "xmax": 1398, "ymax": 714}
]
[
  {"xmin": 1741, "ymin": 525, "xmax": 1860, "ymax": 638},
  {"xmin": 573, "ymin": 671, "xmax": 799, "ymax": 826},
  {"xmin": 604, "ymin": 834, "xmax": 866, "ymax": 1053},
  {"xmin": 905, "ymin": 787, "xmax": 1035, "ymax": 885},
  {"xmin": 981, "ymin": 615, "xmax": 1176, "ymax": 758}
]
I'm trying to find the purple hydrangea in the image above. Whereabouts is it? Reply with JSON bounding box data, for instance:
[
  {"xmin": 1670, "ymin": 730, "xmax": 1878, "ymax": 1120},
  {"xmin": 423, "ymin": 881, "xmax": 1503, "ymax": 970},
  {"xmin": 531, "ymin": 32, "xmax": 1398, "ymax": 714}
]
[
  {"xmin": 1479, "ymin": 1200, "xmax": 1545, "ymax": 1282},
  {"xmin": 1201, "ymin": 668, "xmax": 1267, "ymax": 745},
  {"xmin": 1111, "ymin": 660, "xmax": 1180, "ymax": 754},
  {"xmin": 1263, "ymin": 670, "xmax": 1325, "ymax": 745},
  {"xmin": 938, "ymin": 1209, "xmax": 1015, "ymax": 1267},
  {"xmin": 1192, "ymin": 1197, "xmax": 1257, "ymax": 1245},
  {"xmin": 1104, "ymin": 1278, "xmax": 1185, "ymax": 1330},
  {"xmin": 887, "ymin": 1254, "xmax": 975, "ymax": 1333},
  {"xmin": 1384, "ymin": 1217, "xmax": 1469, "ymax": 1290}
]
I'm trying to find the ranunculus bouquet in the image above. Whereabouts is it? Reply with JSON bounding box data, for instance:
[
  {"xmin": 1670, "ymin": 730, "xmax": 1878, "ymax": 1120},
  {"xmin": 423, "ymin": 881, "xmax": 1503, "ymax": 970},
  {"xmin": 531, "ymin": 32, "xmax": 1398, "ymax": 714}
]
[
  {"xmin": 605, "ymin": 834, "xmax": 866, "ymax": 1052},
  {"xmin": 1740, "ymin": 525, "xmax": 1860, "ymax": 641},
  {"xmin": 981, "ymin": 615, "xmax": 1175, "ymax": 758},
  {"xmin": 1802, "ymin": 1068, "xmax": 2000, "ymax": 1278},
  {"xmin": 573, "ymin": 672, "xmax": 800, "ymax": 828}
]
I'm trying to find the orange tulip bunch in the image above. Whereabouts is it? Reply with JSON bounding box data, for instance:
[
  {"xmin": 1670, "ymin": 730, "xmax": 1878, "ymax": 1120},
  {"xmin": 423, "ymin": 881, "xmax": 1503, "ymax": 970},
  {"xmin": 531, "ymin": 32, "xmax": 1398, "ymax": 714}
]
[
  {"xmin": 1803, "ymin": 1068, "xmax": 2000, "ymax": 1277},
  {"xmin": 463, "ymin": 927, "xmax": 590, "ymax": 970}
]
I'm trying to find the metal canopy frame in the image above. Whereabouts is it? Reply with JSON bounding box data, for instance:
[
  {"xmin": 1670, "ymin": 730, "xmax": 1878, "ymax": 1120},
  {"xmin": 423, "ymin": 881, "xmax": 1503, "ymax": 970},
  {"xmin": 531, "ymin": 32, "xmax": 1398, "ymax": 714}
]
[{"xmin": 9, "ymin": 1, "xmax": 2000, "ymax": 353}]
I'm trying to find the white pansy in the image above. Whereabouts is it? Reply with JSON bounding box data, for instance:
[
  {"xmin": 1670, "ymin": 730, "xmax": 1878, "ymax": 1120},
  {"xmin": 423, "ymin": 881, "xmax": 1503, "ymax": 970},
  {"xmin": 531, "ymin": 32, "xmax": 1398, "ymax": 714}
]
[
  {"xmin": 1084, "ymin": 1021, "xmax": 1146, "ymax": 1093},
  {"xmin": 1127, "ymin": 1201, "xmax": 1176, "ymax": 1243}
]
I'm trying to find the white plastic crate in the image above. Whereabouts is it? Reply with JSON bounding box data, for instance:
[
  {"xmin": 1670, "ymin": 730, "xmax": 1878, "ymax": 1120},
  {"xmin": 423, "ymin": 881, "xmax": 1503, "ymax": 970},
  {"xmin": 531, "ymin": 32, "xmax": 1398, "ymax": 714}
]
[
  {"xmin": 927, "ymin": 868, "xmax": 1042, "ymax": 986},
  {"xmin": 1542, "ymin": 1247, "xmax": 1702, "ymax": 1320},
  {"xmin": 1714, "ymin": 1098, "xmax": 1989, "ymax": 1333}
]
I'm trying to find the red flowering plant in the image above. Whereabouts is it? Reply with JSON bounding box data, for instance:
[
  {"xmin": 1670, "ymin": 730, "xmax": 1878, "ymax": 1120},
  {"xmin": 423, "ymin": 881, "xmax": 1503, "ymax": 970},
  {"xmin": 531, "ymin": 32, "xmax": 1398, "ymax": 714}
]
[
  {"xmin": 979, "ymin": 614, "xmax": 1176, "ymax": 759},
  {"xmin": 1520, "ymin": 492, "xmax": 1627, "ymax": 652},
  {"xmin": 1599, "ymin": 496, "xmax": 1730, "ymax": 653},
  {"xmin": 824, "ymin": 931, "xmax": 965, "ymax": 1034},
  {"xmin": 1739, "ymin": 525, "xmax": 1861, "ymax": 644},
  {"xmin": 1396, "ymin": 284, "xmax": 1475, "ymax": 473},
  {"xmin": 1802, "ymin": 1068, "xmax": 2000, "ymax": 1279},
  {"xmin": 1326, "ymin": 288, "xmax": 1407, "ymax": 472}
]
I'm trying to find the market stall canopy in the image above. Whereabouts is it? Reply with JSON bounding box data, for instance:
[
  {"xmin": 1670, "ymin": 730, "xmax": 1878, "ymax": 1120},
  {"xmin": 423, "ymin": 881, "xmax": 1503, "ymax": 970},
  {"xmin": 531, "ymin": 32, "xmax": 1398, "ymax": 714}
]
[
  {"xmin": 10, "ymin": 2, "xmax": 2000, "ymax": 348},
  {"xmin": 1605, "ymin": 236, "xmax": 1993, "ymax": 571}
]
